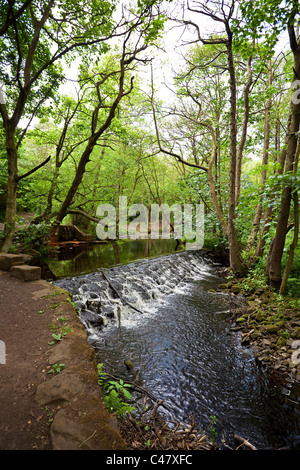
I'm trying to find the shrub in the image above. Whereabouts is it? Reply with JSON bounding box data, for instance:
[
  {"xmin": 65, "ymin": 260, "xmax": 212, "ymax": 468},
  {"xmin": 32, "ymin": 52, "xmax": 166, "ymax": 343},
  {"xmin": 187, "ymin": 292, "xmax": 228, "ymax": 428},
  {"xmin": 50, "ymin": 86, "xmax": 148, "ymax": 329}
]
[
  {"xmin": 13, "ymin": 223, "xmax": 50, "ymax": 254},
  {"xmin": 97, "ymin": 363, "xmax": 135, "ymax": 417}
]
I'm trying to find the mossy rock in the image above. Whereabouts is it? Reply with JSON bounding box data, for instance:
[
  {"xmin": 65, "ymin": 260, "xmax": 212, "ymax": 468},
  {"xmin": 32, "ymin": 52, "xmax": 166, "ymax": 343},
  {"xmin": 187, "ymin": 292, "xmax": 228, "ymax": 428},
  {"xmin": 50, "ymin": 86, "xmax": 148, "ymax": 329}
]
[
  {"xmin": 251, "ymin": 331, "xmax": 262, "ymax": 339},
  {"xmin": 218, "ymin": 283, "xmax": 230, "ymax": 289},
  {"xmin": 291, "ymin": 327, "xmax": 300, "ymax": 339},
  {"xmin": 261, "ymin": 321, "xmax": 284, "ymax": 333},
  {"xmin": 230, "ymin": 286, "xmax": 240, "ymax": 294},
  {"xmin": 254, "ymin": 312, "xmax": 265, "ymax": 322},
  {"xmin": 276, "ymin": 337, "xmax": 286, "ymax": 347},
  {"xmin": 289, "ymin": 362, "xmax": 298, "ymax": 369},
  {"xmin": 265, "ymin": 316, "xmax": 275, "ymax": 323},
  {"xmin": 124, "ymin": 359, "xmax": 133, "ymax": 370}
]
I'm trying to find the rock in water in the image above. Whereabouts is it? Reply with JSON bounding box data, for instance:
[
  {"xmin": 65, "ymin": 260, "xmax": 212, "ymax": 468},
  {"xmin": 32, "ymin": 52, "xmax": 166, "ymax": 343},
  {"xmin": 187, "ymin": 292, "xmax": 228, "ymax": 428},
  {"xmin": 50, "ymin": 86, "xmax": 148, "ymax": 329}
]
[{"xmin": 124, "ymin": 359, "xmax": 133, "ymax": 370}]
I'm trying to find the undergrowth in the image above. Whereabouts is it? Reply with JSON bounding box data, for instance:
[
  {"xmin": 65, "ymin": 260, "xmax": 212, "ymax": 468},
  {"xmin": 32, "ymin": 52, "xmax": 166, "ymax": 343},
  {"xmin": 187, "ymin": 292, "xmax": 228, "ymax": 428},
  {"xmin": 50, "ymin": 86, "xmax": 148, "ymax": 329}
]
[{"xmin": 97, "ymin": 363, "xmax": 135, "ymax": 417}]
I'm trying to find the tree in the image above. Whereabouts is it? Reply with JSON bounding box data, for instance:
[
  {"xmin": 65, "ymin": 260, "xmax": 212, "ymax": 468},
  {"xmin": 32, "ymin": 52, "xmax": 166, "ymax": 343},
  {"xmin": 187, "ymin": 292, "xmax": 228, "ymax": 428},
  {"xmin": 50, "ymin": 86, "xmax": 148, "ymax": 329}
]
[
  {"xmin": 49, "ymin": 8, "xmax": 168, "ymax": 237},
  {"xmin": 247, "ymin": 51, "xmax": 291, "ymax": 252},
  {"xmin": 153, "ymin": 0, "xmax": 248, "ymax": 275},
  {"xmin": 0, "ymin": 0, "xmax": 166, "ymax": 251}
]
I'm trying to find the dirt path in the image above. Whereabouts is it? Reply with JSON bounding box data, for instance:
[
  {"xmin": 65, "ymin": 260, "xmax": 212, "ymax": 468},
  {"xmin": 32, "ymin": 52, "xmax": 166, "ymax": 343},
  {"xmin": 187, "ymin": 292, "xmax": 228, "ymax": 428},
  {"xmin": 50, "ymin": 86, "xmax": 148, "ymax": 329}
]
[{"xmin": 0, "ymin": 269, "xmax": 126, "ymax": 450}]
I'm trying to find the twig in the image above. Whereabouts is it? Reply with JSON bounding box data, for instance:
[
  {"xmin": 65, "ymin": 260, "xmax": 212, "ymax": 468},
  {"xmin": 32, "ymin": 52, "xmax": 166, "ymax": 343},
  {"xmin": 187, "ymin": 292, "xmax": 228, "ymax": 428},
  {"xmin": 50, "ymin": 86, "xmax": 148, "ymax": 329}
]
[
  {"xmin": 78, "ymin": 430, "xmax": 97, "ymax": 448},
  {"xmin": 241, "ymin": 329, "xmax": 254, "ymax": 344},
  {"xmin": 151, "ymin": 400, "xmax": 165, "ymax": 444},
  {"xmin": 100, "ymin": 371, "xmax": 173, "ymax": 412},
  {"xmin": 234, "ymin": 433, "xmax": 258, "ymax": 450}
]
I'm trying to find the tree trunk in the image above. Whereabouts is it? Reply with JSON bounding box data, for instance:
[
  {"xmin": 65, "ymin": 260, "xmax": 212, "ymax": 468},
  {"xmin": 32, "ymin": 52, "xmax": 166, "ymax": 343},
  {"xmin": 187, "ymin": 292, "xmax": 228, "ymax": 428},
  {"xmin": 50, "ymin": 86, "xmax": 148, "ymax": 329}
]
[
  {"xmin": 206, "ymin": 128, "xmax": 228, "ymax": 237},
  {"xmin": 255, "ymin": 107, "xmax": 291, "ymax": 258},
  {"xmin": 49, "ymin": 140, "xmax": 96, "ymax": 237},
  {"xmin": 279, "ymin": 189, "xmax": 299, "ymax": 294},
  {"xmin": 235, "ymin": 50, "xmax": 253, "ymax": 206},
  {"xmin": 280, "ymin": 134, "xmax": 300, "ymax": 294},
  {"xmin": 226, "ymin": 34, "xmax": 246, "ymax": 275},
  {"xmin": 1, "ymin": 126, "xmax": 18, "ymax": 252}
]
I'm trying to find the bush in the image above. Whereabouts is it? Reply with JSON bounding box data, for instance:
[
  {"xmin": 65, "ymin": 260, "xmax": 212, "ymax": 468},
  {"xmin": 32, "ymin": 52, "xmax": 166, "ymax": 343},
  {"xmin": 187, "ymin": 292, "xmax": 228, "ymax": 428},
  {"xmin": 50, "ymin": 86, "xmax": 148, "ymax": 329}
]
[
  {"xmin": 97, "ymin": 363, "xmax": 135, "ymax": 417},
  {"xmin": 287, "ymin": 278, "xmax": 300, "ymax": 298},
  {"xmin": 13, "ymin": 223, "xmax": 50, "ymax": 254}
]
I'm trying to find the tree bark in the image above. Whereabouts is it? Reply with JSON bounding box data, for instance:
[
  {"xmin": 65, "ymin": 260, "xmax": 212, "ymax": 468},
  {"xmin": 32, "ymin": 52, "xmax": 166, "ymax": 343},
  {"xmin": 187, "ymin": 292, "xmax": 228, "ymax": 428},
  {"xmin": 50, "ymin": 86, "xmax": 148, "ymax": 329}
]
[
  {"xmin": 279, "ymin": 118, "xmax": 300, "ymax": 294},
  {"xmin": 279, "ymin": 189, "xmax": 299, "ymax": 294},
  {"xmin": 235, "ymin": 50, "xmax": 253, "ymax": 206},
  {"xmin": 2, "ymin": 125, "xmax": 18, "ymax": 251},
  {"xmin": 226, "ymin": 31, "xmax": 246, "ymax": 275}
]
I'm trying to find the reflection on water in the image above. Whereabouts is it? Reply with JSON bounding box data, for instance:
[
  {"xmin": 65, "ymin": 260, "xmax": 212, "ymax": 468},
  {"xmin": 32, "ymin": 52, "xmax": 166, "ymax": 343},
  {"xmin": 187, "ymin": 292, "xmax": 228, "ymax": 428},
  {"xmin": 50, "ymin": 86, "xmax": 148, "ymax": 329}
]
[{"xmin": 44, "ymin": 239, "xmax": 183, "ymax": 280}]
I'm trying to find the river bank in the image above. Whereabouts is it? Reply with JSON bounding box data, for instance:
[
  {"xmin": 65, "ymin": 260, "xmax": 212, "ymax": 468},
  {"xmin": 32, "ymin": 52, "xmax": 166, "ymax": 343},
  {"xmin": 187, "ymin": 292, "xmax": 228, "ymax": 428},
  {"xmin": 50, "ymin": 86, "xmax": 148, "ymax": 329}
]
[
  {"xmin": 217, "ymin": 278, "xmax": 300, "ymax": 383},
  {"xmin": 0, "ymin": 265, "xmax": 126, "ymax": 450}
]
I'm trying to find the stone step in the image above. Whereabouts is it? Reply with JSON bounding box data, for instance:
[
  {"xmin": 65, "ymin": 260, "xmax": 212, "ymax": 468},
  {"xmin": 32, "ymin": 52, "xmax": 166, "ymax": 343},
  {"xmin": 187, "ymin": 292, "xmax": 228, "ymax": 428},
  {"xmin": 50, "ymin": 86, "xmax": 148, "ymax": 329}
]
[
  {"xmin": 0, "ymin": 253, "xmax": 25, "ymax": 271},
  {"xmin": 10, "ymin": 265, "xmax": 41, "ymax": 281}
]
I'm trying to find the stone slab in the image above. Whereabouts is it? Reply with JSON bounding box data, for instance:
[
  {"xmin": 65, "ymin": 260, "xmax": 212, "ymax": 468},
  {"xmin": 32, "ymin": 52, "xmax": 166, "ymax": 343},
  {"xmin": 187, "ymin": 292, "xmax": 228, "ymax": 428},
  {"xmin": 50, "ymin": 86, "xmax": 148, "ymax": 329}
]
[
  {"xmin": 35, "ymin": 333, "xmax": 127, "ymax": 450},
  {"xmin": 0, "ymin": 253, "xmax": 24, "ymax": 271},
  {"xmin": 10, "ymin": 264, "xmax": 41, "ymax": 281}
]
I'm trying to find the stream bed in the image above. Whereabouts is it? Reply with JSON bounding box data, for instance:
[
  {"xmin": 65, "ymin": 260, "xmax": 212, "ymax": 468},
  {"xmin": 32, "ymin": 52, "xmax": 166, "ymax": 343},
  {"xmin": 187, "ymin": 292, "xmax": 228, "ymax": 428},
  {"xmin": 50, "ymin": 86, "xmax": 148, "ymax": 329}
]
[{"xmin": 52, "ymin": 242, "xmax": 300, "ymax": 450}]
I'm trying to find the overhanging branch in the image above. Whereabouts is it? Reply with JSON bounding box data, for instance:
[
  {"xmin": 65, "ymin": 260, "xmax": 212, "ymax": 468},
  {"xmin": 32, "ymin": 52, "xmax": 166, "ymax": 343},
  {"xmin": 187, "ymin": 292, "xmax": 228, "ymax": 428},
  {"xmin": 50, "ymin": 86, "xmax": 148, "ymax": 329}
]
[{"xmin": 17, "ymin": 155, "xmax": 51, "ymax": 182}]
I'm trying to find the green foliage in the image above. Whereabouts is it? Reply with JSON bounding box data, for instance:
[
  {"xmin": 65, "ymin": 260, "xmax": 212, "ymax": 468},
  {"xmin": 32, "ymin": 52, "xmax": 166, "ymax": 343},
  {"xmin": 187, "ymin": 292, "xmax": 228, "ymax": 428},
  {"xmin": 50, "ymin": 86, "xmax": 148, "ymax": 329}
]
[
  {"xmin": 13, "ymin": 223, "xmax": 49, "ymax": 254},
  {"xmin": 97, "ymin": 363, "xmax": 135, "ymax": 417},
  {"xmin": 238, "ymin": 256, "xmax": 269, "ymax": 293},
  {"xmin": 234, "ymin": 0, "xmax": 299, "ymax": 49},
  {"xmin": 47, "ymin": 363, "xmax": 65, "ymax": 374},
  {"xmin": 208, "ymin": 415, "xmax": 218, "ymax": 443}
]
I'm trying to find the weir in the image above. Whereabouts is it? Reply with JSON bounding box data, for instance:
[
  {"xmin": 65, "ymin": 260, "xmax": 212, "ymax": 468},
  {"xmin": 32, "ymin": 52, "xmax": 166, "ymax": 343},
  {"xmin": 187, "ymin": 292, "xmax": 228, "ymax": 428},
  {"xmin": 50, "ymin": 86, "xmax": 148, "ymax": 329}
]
[{"xmin": 54, "ymin": 248, "xmax": 300, "ymax": 450}]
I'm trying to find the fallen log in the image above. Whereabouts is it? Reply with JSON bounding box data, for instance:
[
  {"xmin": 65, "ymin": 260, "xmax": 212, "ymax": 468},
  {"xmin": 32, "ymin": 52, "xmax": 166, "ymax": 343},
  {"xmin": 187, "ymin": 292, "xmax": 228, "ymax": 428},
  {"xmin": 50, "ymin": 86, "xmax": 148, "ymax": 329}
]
[{"xmin": 100, "ymin": 269, "xmax": 144, "ymax": 315}]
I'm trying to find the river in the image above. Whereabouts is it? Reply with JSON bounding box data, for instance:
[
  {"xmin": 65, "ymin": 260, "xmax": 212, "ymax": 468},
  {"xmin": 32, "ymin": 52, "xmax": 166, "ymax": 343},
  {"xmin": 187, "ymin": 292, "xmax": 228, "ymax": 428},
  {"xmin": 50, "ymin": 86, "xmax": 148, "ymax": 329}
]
[{"xmin": 48, "ymin": 240, "xmax": 300, "ymax": 450}]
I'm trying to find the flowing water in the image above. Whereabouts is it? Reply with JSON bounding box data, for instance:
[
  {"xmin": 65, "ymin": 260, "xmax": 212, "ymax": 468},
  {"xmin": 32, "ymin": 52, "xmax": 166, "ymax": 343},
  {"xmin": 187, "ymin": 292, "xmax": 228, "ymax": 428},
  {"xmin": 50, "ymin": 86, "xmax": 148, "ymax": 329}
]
[{"xmin": 52, "ymin": 242, "xmax": 300, "ymax": 450}]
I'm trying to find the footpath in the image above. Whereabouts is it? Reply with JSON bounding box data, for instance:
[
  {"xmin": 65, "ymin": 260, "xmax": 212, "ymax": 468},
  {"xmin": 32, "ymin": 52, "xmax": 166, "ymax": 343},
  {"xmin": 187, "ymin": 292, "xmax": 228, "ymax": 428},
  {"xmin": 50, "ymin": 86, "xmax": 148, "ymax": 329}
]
[{"xmin": 0, "ymin": 253, "xmax": 126, "ymax": 450}]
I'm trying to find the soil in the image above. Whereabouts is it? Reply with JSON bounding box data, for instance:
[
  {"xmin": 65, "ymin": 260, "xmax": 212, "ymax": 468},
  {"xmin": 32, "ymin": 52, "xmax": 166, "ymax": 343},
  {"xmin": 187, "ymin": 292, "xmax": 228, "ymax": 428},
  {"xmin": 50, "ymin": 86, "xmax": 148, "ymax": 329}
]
[
  {"xmin": 0, "ymin": 268, "xmax": 126, "ymax": 451},
  {"xmin": 0, "ymin": 271, "xmax": 58, "ymax": 449}
]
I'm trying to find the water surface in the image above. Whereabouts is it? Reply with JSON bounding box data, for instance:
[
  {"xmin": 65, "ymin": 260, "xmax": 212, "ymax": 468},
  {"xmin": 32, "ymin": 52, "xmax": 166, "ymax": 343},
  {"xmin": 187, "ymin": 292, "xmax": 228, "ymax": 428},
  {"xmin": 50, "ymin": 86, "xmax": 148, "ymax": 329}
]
[{"xmin": 53, "ymin": 247, "xmax": 300, "ymax": 449}]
